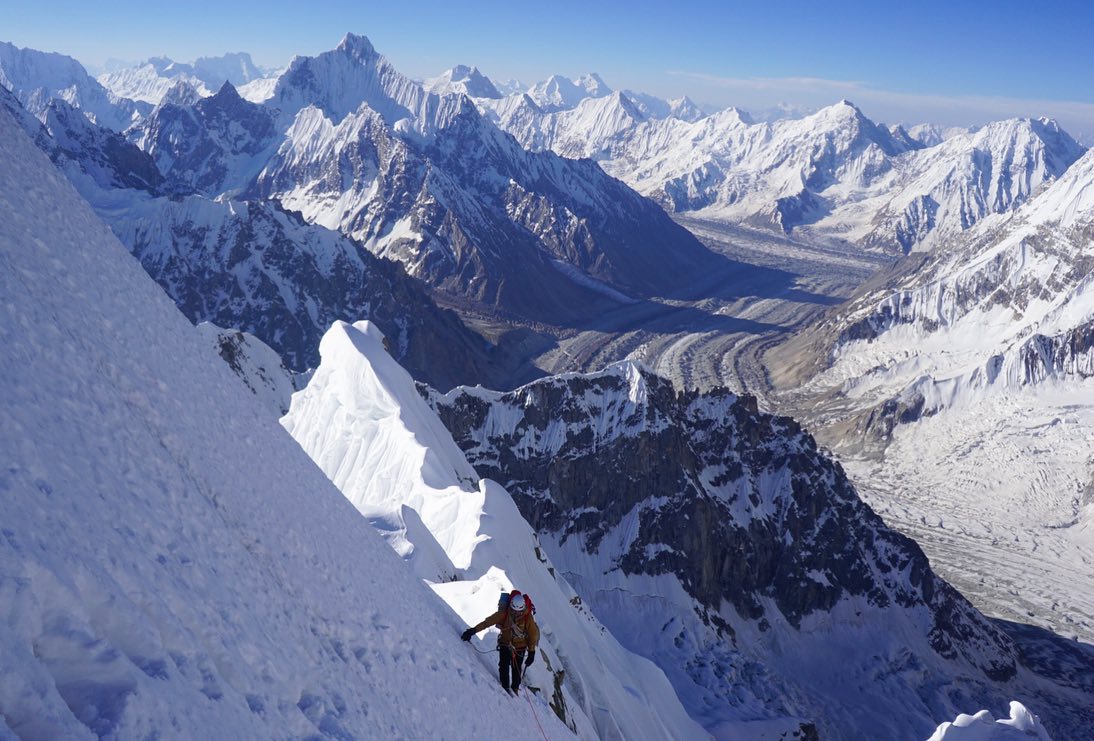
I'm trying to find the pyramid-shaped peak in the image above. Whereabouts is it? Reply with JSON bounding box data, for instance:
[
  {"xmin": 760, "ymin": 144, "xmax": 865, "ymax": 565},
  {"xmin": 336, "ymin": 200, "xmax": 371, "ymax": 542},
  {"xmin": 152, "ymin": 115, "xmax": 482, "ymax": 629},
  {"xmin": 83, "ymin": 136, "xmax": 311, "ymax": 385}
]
[{"xmin": 212, "ymin": 79, "xmax": 242, "ymax": 101}]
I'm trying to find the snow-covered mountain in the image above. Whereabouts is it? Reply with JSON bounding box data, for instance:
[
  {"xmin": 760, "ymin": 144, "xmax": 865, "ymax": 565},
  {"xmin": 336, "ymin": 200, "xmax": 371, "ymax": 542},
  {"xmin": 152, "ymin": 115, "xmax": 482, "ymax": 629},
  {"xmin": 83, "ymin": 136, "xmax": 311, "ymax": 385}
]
[
  {"xmin": 281, "ymin": 320, "xmax": 706, "ymax": 739},
  {"xmin": 428, "ymin": 363, "xmax": 1094, "ymax": 738},
  {"xmin": 97, "ymin": 52, "xmax": 275, "ymax": 105},
  {"xmin": 0, "ymin": 102, "xmax": 575, "ymax": 740},
  {"xmin": 425, "ymin": 64, "xmax": 502, "ymax": 99},
  {"xmin": 247, "ymin": 34, "xmax": 717, "ymax": 324},
  {"xmin": 5, "ymin": 83, "xmax": 503, "ymax": 389},
  {"xmin": 133, "ymin": 79, "xmax": 280, "ymax": 195},
  {"xmin": 483, "ymin": 86, "xmax": 1084, "ymax": 255},
  {"xmin": 0, "ymin": 40, "xmax": 147, "ymax": 130},
  {"xmin": 527, "ymin": 72, "xmax": 612, "ymax": 112},
  {"xmin": 906, "ymin": 122, "xmax": 976, "ymax": 148},
  {"xmin": 768, "ymin": 145, "xmax": 1094, "ymax": 646}
]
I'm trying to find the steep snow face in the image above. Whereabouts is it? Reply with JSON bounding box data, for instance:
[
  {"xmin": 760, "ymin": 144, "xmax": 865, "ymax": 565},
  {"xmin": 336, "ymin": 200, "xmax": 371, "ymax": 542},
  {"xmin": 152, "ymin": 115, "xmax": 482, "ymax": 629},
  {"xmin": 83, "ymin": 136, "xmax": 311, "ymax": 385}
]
[
  {"xmin": 773, "ymin": 148, "xmax": 1094, "ymax": 646},
  {"xmin": 196, "ymin": 323, "xmax": 301, "ymax": 416},
  {"xmin": 423, "ymin": 364, "xmax": 1094, "ymax": 739},
  {"xmin": 98, "ymin": 60, "xmax": 212, "ymax": 104},
  {"xmin": 0, "ymin": 40, "xmax": 146, "ymax": 130},
  {"xmin": 281, "ymin": 321, "xmax": 706, "ymax": 740},
  {"xmin": 269, "ymin": 32, "xmax": 465, "ymax": 136},
  {"xmin": 426, "ymin": 64, "xmax": 501, "ymax": 99},
  {"xmin": 0, "ymin": 105, "xmax": 573, "ymax": 740},
  {"xmin": 813, "ymin": 147, "xmax": 1094, "ymax": 436}
]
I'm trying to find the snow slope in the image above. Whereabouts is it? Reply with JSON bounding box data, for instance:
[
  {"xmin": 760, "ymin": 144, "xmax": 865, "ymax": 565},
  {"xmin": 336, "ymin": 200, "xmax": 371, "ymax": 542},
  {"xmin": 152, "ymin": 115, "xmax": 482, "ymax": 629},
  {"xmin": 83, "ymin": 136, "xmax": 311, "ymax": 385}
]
[
  {"xmin": 0, "ymin": 102, "xmax": 572, "ymax": 739},
  {"xmin": 281, "ymin": 320, "xmax": 707, "ymax": 740}
]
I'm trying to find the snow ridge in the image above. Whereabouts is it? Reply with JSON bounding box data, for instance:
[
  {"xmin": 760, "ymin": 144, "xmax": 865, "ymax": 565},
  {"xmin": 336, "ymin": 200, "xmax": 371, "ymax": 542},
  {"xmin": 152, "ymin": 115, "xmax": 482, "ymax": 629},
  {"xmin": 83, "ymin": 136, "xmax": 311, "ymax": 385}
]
[{"xmin": 281, "ymin": 320, "xmax": 706, "ymax": 739}]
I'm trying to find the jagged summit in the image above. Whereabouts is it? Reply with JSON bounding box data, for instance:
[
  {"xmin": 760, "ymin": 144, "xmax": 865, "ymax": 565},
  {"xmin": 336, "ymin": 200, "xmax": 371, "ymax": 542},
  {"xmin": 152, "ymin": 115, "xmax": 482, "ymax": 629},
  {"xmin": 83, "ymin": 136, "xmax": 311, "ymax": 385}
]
[
  {"xmin": 158, "ymin": 79, "xmax": 202, "ymax": 107},
  {"xmin": 426, "ymin": 63, "xmax": 502, "ymax": 99},
  {"xmin": 336, "ymin": 32, "xmax": 377, "ymax": 58},
  {"xmin": 528, "ymin": 72, "xmax": 613, "ymax": 112}
]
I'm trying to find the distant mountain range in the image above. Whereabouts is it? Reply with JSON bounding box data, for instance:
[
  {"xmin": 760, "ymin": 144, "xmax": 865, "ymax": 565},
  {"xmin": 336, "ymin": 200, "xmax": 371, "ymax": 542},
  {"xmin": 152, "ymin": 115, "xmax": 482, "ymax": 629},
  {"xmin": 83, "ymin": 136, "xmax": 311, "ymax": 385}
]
[{"xmin": 466, "ymin": 73, "xmax": 1084, "ymax": 255}]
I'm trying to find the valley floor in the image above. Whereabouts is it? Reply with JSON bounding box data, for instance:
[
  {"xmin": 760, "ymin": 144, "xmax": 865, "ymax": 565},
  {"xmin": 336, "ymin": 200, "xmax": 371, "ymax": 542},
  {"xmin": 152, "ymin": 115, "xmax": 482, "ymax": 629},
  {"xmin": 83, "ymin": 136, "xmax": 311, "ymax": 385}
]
[
  {"xmin": 838, "ymin": 387, "xmax": 1094, "ymax": 645},
  {"xmin": 487, "ymin": 216, "xmax": 1094, "ymax": 652},
  {"xmin": 532, "ymin": 217, "xmax": 885, "ymax": 394}
]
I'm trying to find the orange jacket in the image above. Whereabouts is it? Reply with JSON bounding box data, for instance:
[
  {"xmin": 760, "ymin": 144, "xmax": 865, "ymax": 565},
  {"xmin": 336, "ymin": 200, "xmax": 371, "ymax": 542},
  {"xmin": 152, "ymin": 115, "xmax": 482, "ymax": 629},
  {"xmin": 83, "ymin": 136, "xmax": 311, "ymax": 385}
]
[{"xmin": 471, "ymin": 608, "xmax": 539, "ymax": 650}]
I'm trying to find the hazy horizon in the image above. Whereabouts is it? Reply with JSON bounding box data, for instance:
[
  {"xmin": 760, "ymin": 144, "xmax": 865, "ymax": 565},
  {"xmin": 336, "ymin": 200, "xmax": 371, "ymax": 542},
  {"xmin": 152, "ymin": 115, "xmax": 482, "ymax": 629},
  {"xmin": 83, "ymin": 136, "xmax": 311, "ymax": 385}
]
[{"xmin": 6, "ymin": 0, "xmax": 1093, "ymax": 138}]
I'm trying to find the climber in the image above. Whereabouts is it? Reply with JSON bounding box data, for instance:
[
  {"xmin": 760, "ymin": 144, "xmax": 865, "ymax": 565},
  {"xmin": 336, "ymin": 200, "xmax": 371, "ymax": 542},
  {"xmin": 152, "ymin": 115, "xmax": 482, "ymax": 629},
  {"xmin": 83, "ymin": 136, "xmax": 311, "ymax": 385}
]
[{"xmin": 461, "ymin": 591, "xmax": 539, "ymax": 694}]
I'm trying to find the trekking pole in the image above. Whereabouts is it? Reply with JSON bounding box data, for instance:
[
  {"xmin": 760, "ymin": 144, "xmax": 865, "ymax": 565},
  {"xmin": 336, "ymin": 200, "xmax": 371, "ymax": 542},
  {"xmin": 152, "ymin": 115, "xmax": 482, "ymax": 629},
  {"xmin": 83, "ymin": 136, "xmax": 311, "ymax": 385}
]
[{"xmin": 525, "ymin": 690, "xmax": 549, "ymax": 741}]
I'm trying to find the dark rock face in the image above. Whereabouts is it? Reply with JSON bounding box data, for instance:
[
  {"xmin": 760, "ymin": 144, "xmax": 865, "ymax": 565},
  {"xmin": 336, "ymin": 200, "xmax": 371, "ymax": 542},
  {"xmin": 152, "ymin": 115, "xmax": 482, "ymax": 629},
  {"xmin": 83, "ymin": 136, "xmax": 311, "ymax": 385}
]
[
  {"xmin": 133, "ymin": 81, "xmax": 278, "ymax": 195},
  {"xmin": 115, "ymin": 196, "xmax": 501, "ymax": 388},
  {"xmin": 429, "ymin": 364, "xmax": 1016, "ymax": 678}
]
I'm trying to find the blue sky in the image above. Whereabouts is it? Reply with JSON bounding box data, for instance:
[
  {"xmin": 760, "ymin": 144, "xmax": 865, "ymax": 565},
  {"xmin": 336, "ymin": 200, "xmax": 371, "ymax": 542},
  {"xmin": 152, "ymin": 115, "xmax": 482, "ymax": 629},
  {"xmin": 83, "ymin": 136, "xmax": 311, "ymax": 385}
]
[{"xmin": 6, "ymin": 0, "xmax": 1094, "ymax": 135}]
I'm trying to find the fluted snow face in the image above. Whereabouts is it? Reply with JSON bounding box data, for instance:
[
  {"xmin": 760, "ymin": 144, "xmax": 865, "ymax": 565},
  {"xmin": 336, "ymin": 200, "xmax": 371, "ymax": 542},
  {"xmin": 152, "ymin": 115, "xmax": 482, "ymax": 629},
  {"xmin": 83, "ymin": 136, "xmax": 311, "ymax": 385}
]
[
  {"xmin": 98, "ymin": 63, "xmax": 213, "ymax": 104},
  {"xmin": 269, "ymin": 33, "xmax": 468, "ymax": 137},
  {"xmin": 821, "ymin": 146, "xmax": 1094, "ymax": 410},
  {"xmin": 280, "ymin": 320, "xmax": 707, "ymax": 741}
]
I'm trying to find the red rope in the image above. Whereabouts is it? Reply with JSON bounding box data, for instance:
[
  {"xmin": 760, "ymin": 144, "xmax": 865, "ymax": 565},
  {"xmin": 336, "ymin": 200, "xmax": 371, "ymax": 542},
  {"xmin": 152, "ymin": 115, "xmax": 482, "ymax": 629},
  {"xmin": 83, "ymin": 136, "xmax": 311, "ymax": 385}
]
[{"xmin": 525, "ymin": 687, "xmax": 549, "ymax": 741}]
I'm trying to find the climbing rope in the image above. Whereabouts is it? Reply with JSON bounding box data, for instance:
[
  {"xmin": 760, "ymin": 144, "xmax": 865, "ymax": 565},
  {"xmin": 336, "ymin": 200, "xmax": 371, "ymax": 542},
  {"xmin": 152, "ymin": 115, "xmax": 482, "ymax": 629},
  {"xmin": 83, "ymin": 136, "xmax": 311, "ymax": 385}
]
[
  {"xmin": 469, "ymin": 643, "xmax": 498, "ymax": 654},
  {"xmin": 525, "ymin": 689, "xmax": 548, "ymax": 741}
]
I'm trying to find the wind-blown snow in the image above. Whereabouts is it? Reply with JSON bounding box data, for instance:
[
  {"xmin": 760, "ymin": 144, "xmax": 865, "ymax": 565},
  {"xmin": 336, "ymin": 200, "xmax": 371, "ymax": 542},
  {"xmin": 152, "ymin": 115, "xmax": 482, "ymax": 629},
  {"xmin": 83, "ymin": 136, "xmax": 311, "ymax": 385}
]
[
  {"xmin": 281, "ymin": 320, "xmax": 707, "ymax": 740},
  {"xmin": 927, "ymin": 701, "xmax": 1052, "ymax": 741},
  {"xmin": 0, "ymin": 102, "xmax": 573, "ymax": 739}
]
